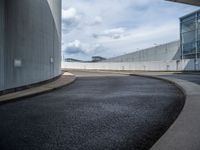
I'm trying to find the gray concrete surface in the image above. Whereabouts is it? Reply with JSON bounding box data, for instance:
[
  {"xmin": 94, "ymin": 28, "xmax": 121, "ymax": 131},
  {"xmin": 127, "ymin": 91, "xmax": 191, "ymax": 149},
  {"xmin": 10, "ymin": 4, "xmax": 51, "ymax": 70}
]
[
  {"xmin": 0, "ymin": 71, "xmax": 184, "ymax": 150},
  {"xmin": 0, "ymin": 0, "xmax": 5, "ymax": 91},
  {"xmin": 150, "ymin": 76, "xmax": 200, "ymax": 150},
  {"xmin": 0, "ymin": 0, "xmax": 61, "ymax": 91},
  {"xmin": 118, "ymin": 71, "xmax": 200, "ymax": 85},
  {"xmin": 161, "ymin": 73, "xmax": 200, "ymax": 85},
  {"xmin": 62, "ymin": 58, "xmax": 200, "ymax": 72},
  {"xmin": 70, "ymin": 70, "xmax": 127, "ymax": 77},
  {"xmin": 116, "ymin": 71, "xmax": 200, "ymax": 150},
  {"xmin": 0, "ymin": 72, "xmax": 76, "ymax": 104},
  {"xmin": 104, "ymin": 41, "xmax": 180, "ymax": 62}
]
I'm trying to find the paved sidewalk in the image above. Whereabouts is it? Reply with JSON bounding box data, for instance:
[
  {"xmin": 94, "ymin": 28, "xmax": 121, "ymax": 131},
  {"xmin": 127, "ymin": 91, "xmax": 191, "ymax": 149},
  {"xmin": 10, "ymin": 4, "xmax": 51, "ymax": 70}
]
[
  {"xmin": 149, "ymin": 76, "xmax": 200, "ymax": 150},
  {"xmin": 0, "ymin": 72, "xmax": 76, "ymax": 104},
  {"xmin": 103, "ymin": 70, "xmax": 200, "ymax": 150}
]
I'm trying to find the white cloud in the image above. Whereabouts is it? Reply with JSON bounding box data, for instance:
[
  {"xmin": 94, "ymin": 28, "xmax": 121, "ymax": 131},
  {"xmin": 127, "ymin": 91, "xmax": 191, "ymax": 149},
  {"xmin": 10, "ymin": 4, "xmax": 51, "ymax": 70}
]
[
  {"xmin": 90, "ymin": 16, "xmax": 103, "ymax": 26},
  {"xmin": 93, "ymin": 27, "xmax": 127, "ymax": 39},
  {"xmin": 96, "ymin": 22, "xmax": 179, "ymax": 56},
  {"xmin": 64, "ymin": 40, "xmax": 84, "ymax": 54},
  {"xmin": 62, "ymin": 0, "xmax": 199, "ymax": 60},
  {"xmin": 62, "ymin": 8, "xmax": 82, "ymax": 33},
  {"xmin": 62, "ymin": 8, "xmax": 77, "ymax": 20},
  {"xmin": 63, "ymin": 40, "xmax": 106, "ymax": 56}
]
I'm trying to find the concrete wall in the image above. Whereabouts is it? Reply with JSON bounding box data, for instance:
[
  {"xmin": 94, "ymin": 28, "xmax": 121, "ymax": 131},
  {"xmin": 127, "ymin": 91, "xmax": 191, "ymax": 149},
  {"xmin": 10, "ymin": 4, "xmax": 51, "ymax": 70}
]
[
  {"xmin": 62, "ymin": 40, "xmax": 200, "ymax": 71},
  {"xmin": 104, "ymin": 41, "xmax": 181, "ymax": 62},
  {"xmin": 62, "ymin": 59, "xmax": 200, "ymax": 71},
  {"xmin": 0, "ymin": 0, "xmax": 5, "ymax": 91},
  {"xmin": 0, "ymin": 0, "xmax": 61, "ymax": 91}
]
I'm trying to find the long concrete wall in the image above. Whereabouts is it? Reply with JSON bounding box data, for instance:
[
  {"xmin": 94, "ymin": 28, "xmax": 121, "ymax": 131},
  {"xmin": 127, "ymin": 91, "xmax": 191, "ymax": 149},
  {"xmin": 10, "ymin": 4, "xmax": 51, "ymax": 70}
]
[
  {"xmin": 0, "ymin": 0, "xmax": 5, "ymax": 91},
  {"xmin": 0, "ymin": 0, "xmax": 61, "ymax": 91},
  {"xmin": 104, "ymin": 41, "xmax": 181, "ymax": 62},
  {"xmin": 62, "ymin": 59, "xmax": 200, "ymax": 71},
  {"xmin": 62, "ymin": 40, "xmax": 199, "ymax": 71}
]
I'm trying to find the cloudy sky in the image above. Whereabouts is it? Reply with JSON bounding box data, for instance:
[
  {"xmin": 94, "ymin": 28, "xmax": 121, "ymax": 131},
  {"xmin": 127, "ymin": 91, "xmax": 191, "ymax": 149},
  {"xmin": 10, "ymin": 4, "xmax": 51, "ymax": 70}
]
[{"xmin": 62, "ymin": 0, "xmax": 199, "ymax": 61}]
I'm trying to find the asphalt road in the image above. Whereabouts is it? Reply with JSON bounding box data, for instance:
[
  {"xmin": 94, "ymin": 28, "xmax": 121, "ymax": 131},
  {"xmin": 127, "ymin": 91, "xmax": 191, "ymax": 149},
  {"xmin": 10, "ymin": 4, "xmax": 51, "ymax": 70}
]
[{"xmin": 0, "ymin": 71, "xmax": 184, "ymax": 150}]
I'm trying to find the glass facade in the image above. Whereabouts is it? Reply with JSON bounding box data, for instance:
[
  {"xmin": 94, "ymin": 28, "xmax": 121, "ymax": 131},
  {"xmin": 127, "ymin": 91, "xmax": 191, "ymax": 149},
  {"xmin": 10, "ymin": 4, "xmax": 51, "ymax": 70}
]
[{"xmin": 180, "ymin": 10, "xmax": 200, "ymax": 59}]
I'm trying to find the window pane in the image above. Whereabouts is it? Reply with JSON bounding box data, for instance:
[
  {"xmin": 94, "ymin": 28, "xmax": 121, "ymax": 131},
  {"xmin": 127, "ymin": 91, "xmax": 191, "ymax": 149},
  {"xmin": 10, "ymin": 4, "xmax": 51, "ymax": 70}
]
[
  {"xmin": 181, "ymin": 14, "xmax": 195, "ymax": 23},
  {"xmin": 183, "ymin": 42, "xmax": 196, "ymax": 55},
  {"xmin": 181, "ymin": 12, "xmax": 198, "ymax": 58},
  {"xmin": 181, "ymin": 19, "xmax": 196, "ymax": 33},
  {"xmin": 198, "ymin": 30, "xmax": 200, "ymax": 40},
  {"xmin": 198, "ymin": 18, "xmax": 200, "ymax": 30},
  {"xmin": 182, "ymin": 31, "xmax": 195, "ymax": 43},
  {"xmin": 198, "ymin": 41, "xmax": 200, "ymax": 52}
]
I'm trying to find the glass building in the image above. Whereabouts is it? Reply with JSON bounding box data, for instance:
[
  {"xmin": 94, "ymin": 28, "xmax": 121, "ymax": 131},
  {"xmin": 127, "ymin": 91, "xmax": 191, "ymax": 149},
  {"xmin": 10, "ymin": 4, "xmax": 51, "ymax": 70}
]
[{"xmin": 180, "ymin": 10, "xmax": 200, "ymax": 60}]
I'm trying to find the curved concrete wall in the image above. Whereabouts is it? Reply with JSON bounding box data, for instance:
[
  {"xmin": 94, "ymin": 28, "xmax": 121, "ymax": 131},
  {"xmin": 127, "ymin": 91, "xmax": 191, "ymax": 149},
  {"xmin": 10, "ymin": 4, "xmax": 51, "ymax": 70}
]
[
  {"xmin": 0, "ymin": 0, "xmax": 5, "ymax": 91},
  {"xmin": 0, "ymin": 0, "xmax": 61, "ymax": 91}
]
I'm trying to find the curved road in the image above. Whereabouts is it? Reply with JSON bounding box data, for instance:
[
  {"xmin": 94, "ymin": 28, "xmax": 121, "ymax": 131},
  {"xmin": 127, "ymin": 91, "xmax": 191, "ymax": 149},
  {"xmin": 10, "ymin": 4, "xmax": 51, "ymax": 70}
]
[{"xmin": 0, "ymin": 71, "xmax": 184, "ymax": 150}]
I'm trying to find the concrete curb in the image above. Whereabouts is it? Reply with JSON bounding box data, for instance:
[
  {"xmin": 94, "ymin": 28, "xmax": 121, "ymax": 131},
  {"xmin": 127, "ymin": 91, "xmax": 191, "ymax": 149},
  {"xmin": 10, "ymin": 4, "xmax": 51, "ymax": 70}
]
[
  {"xmin": 83, "ymin": 70, "xmax": 186, "ymax": 95},
  {"xmin": 78, "ymin": 70, "xmax": 200, "ymax": 150},
  {"xmin": 0, "ymin": 72, "xmax": 76, "ymax": 105},
  {"xmin": 129, "ymin": 73, "xmax": 186, "ymax": 97},
  {"xmin": 129, "ymin": 73, "xmax": 200, "ymax": 150}
]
